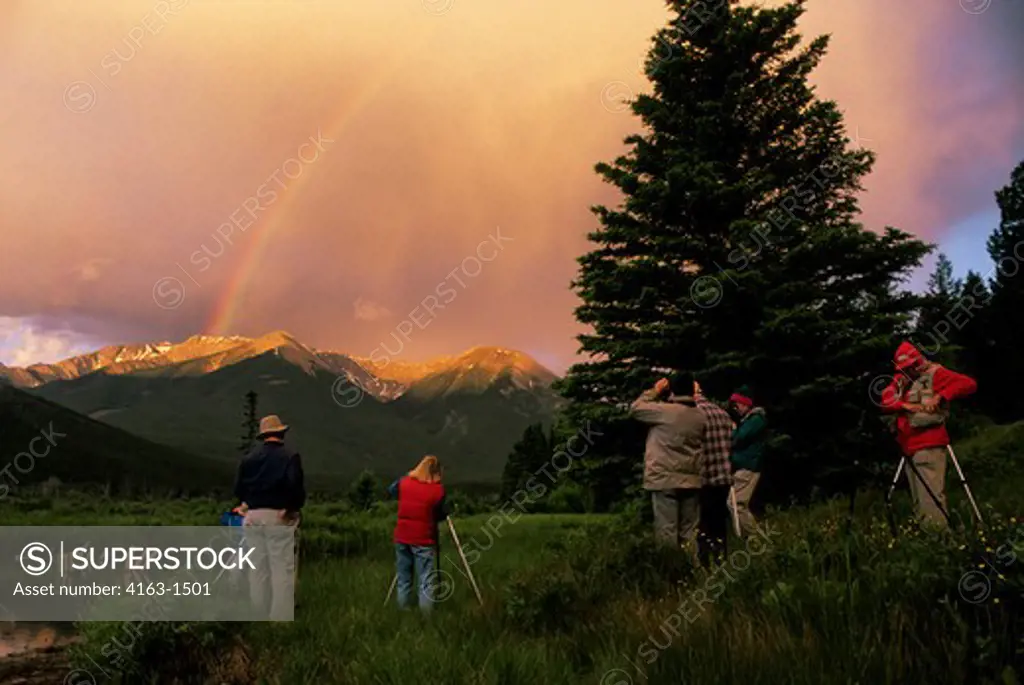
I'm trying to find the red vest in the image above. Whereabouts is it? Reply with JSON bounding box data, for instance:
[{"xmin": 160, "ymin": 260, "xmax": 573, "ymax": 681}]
[{"xmin": 394, "ymin": 477, "xmax": 445, "ymax": 546}]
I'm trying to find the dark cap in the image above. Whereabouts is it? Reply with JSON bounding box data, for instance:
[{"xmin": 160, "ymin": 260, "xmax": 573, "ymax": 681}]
[{"xmin": 669, "ymin": 370, "xmax": 695, "ymax": 395}]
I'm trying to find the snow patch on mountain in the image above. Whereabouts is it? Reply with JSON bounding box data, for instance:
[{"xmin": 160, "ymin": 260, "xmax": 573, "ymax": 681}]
[{"xmin": 0, "ymin": 333, "xmax": 558, "ymax": 406}]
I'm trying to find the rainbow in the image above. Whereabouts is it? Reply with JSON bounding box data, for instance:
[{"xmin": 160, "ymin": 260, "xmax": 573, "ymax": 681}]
[{"xmin": 204, "ymin": 28, "xmax": 435, "ymax": 335}]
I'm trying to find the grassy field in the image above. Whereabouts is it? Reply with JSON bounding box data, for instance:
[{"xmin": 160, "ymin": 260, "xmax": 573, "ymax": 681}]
[
  {"xmin": 221, "ymin": 503, "xmax": 1023, "ymax": 684},
  {"xmin": 2, "ymin": 423, "xmax": 1022, "ymax": 684}
]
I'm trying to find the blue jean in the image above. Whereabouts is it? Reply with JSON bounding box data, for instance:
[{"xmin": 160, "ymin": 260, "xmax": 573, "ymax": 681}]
[{"xmin": 395, "ymin": 543, "xmax": 436, "ymax": 612}]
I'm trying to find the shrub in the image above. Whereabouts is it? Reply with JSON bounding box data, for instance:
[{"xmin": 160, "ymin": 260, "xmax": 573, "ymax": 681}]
[
  {"xmin": 955, "ymin": 420, "xmax": 1024, "ymax": 480},
  {"xmin": 546, "ymin": 482, "xmax": 587, "ymax": 514},
  {"xmin": 70, "ymin": 621, "xmax": 250, "ymax": 684},
  {"xmin": 502, "ymin": 517, "xmax": 693, "ymax": 634},
  {"xmin": 445, "ymin": 489, "xmax": 495, "ymax": 516},
  {"xmin": 346, "ymin": 469, "xmax": 380, "ymax": 511}
]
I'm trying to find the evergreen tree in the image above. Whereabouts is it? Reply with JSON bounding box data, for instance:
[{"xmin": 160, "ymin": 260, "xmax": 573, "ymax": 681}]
[
  {"xmin": 954, "ymin": 270, "xmax": 992, "ymax": 378},
  {"xmin": 348, "ymin": 469, "xmax": 378, "ymax": 510},
  {"xmin": 556, "ymin": 0, "xmax": 930, "ymax": 508},
  {"xmin": 912, "ymin": 253, "xmax": 964, "ymax": 366},
  {"xmin": 239, "ymin": 390, "xmax": 259, "ymax": 455},
  {"xmin": 500, "ymin": 423, "xmax": 551, "ymax": 501},
  {"xmin": 984, "ymin": 159, "xmax": 1024, "ymax": 421}
]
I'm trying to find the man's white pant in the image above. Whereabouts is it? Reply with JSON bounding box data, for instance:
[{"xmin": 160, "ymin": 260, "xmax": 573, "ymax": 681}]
[{"xmin": 243, "ymin": 509, "xmax": 297, "ymax": 620}]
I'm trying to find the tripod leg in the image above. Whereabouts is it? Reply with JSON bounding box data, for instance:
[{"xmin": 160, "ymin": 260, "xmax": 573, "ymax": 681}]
[
  {"xmin": 884, "ymin": 457, "xmax": 905, "ymax": 537},
  {"xmin": 384, "ymin": 573, "xmax": 398, "ymax": 607},
  {"xmin": 903, "ymin": 453, "xmax": 953, "ymax": 528},
  {"xmin": 885, "ymin": 458, "xmax": 905, "ymax": 504},
  {"xmin": 447, "ymin": 518, "xmax": 483, "ymax": 605},
  {"xmin": 947, "ymin": 445, "xmax": 985, "ymax": 527}
]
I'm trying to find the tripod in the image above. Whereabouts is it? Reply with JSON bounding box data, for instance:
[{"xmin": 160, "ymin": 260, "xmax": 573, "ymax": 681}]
[
  {"xmin": 384, "ymin": 517, "xmax": 483, "ymax": 607},
  {"xmin": 884, "ymin": 444, "xmax": 984, "ymax": 531}
]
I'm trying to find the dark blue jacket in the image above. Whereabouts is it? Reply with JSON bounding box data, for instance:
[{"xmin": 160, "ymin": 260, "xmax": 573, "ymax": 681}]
[{"xmin": 234, "ymin": 441, "xmax": 306, "ymax": 511}]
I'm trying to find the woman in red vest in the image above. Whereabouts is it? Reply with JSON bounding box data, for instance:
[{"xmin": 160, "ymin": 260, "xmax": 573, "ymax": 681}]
[{"xmin": 387, "ymin": 455, "xmax": 448, "ymax": 612}]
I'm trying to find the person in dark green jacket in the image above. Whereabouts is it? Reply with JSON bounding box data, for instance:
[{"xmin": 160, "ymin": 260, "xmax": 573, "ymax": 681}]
[{"xmin": 728, "ymin": 386, "xmax": 767, "ymax": 536}]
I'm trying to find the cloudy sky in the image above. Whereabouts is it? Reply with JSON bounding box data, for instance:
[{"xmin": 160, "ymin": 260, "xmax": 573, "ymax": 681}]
[{"xmin": 1, "ymin": 0, "xmax": 1022, "ymax": 374}]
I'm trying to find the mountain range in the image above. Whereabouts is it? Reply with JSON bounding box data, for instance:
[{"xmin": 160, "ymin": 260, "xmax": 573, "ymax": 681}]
[
  {"xmin": 0, "ymin": 383, "xmax": 234, "ymax": 495},
  {"xmin": 0, "ymin": 332, "xmax": 562, "ymax": 485}
]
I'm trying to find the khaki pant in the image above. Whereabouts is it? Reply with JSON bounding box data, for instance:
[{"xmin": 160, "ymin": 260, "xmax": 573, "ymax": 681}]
[
  {"xmin": 907, "ymin": 447, "xmax": 948, "ymax": 531},
  {"xmin": 243, "ymin": 509, "xmax": 298, "ymax": 620},
  {"xmin": 651, "ymin": 489, "xmax": 701, "ymax": 563},
  {"xmin": 732, "ymin": 469, "xmax": 760, "ymax": 537}
]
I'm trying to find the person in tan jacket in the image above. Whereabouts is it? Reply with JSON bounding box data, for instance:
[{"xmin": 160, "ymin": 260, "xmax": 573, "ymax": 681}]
[{"xmin": 630, "ymin": 372, "xmax": 707, "ymax": 555}]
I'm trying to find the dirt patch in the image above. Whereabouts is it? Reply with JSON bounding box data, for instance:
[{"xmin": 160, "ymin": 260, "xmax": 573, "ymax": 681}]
[
  {"xmin": 202, "ymin": 636, "xmax": 254, "ymax": 685},
  {"xmin": 0, "ymin": 625, "xmax": 78, "ymax": 685},
  {"xmin": 153, "ymin": 634, "xmax": 255, "ymax": 685},
  {"xmin": 1, "ymin": 624, "xmax": 254, "ymax": 685}
]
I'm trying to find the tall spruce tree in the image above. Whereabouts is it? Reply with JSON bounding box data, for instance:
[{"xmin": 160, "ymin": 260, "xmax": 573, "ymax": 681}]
[
  {"xmin": 239, "ymin": 390, "xmax": 259, "ymax": 455},
  {"xmin": 556, "ymin": 0, "xmax": 930, "ymax": 508},
  {"xmin": 984, "ymin": 159, "xmax": 1024, "ymax": 421},
  {"xmin": 954, "ymin": 270, "xmax": 992, "ymax": 379},
  {"xmin": 913, "ymin": 253, "xmax": 964, "ymax": 366},
  {"xmin": 500, "ymin": 423, "xmax": 552, "ymax": 502}
]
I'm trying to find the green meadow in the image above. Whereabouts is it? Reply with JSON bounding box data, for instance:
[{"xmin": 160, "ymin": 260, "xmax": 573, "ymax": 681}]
[{"xmin": 0, "ymin": 421, "xmax": 1019, "ymax": 684}]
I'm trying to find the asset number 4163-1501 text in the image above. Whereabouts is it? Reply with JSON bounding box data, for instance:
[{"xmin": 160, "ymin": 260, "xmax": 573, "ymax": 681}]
[{"xmin": 126, "ymin": 582, "xmax": 210, "ymax": 596}]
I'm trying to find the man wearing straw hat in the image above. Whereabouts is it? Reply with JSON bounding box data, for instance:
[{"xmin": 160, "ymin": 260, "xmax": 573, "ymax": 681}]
[{"xmin": 233, "ymin": 414, "xmax": 305, "ymax": 619}]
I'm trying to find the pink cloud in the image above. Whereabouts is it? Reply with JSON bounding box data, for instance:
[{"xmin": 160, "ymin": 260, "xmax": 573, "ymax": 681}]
[{"xmin": 0, "ymin": 0, "xmax": 1020, "ymax": 373}]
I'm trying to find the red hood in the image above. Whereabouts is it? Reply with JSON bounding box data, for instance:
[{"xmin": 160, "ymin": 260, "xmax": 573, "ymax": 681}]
[{"xmin": 893, "ymin": 341, "xmax": 922, "ymax": 370}]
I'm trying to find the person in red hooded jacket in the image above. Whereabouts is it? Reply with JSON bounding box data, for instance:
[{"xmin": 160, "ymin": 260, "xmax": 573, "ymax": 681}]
[{"xmin": 879, "ymin": 341, "xmax": 977, "ymax": 530}]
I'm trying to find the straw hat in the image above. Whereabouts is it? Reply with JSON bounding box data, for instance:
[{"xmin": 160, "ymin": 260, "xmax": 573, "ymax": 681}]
[{"xmin": 257, "ymin": 414, "xmax": 289, "ymax": 438}]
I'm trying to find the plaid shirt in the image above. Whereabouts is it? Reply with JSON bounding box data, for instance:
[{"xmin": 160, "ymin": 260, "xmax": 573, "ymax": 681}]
[{"xmin": 696, "ymin": 395, "xmax": 734, "ymax": 487}]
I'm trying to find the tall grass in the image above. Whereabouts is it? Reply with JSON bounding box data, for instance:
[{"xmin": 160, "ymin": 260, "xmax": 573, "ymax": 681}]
[
  {"xmin": 233, "ymin": 499, "xmax": 1021, "ymax": 684},
  {"xmin": 10, "ymin": 493, "xmax": 1022, "ymax": 684},
  {"xmin": 7, "ymin": 423, "xmax": 1022, "ymax": 684}
]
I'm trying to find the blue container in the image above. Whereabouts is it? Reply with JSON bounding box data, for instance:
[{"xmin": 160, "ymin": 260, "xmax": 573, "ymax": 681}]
[{"xmin": 220, "ymin": 511, "xmax": 245, "ymax": 527}]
